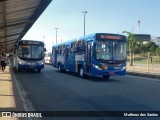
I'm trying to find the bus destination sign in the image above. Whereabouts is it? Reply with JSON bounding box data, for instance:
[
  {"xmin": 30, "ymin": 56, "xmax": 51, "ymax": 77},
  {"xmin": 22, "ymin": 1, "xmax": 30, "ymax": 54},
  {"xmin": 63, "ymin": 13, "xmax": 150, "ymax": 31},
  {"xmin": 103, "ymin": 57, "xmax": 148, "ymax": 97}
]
[
  {"xmin": 22, "ymin": 41, "xmax": 42, "ymax": 45},
  {"xmin": 99, "ymin": 35, "xmax": 122, "ymax": 40}
]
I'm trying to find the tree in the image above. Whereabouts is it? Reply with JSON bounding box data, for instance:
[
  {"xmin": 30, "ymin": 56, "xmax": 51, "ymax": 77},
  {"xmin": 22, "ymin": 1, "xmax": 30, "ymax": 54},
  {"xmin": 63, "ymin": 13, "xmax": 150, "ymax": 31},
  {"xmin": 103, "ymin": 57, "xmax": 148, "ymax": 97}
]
[
  {"xmin": 156, "ymin": 47, "xmax": 160, "ymax": 56},
  {"xmin": 145, "ymin": 42, "xmax": 158, "ymax": 55},
  {"xmin": 122, "ymin": 31, "xmax": 136, "ymax": 66},
  {"xmin": 134, "ymin": 40, "xmax": 144, "ymax": 55}
]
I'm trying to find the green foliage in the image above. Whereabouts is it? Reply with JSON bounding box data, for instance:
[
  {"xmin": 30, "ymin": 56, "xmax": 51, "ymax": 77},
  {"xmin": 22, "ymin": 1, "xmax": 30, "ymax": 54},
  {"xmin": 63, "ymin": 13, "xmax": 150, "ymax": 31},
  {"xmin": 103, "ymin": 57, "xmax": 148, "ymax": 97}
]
[
  {"xmin": 122, "ymin": 31, "xmax": 136, "ymax": 66},
  {"xmin": 122, "ymin": 30, "xmax": 159, "ymax": 56},
  {"xmin": 134, "ymin": 40, "xmax": 143, "ymax": 54},
  {"xmin": 142, "ymin": 42, "xmax": 158, "ymax": 55},
  {"xmin": 156, "ymin": 47, "xmax": 160, "ymax": 56},
  {"xmin": 122, "ymin": 31, "xmax": 136, "ymax": 53}
]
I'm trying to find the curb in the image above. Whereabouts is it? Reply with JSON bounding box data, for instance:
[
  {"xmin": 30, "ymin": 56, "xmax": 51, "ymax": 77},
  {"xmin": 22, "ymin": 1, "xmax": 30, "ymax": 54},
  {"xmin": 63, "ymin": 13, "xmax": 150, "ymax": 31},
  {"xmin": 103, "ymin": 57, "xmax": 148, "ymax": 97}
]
[
  {"xmin": 126, "ymin": 71, "xmax": 160, "ymax": 79},
  {"xmin": 10, "ymin": 67, "xmax": 42, "ymax": 120}
]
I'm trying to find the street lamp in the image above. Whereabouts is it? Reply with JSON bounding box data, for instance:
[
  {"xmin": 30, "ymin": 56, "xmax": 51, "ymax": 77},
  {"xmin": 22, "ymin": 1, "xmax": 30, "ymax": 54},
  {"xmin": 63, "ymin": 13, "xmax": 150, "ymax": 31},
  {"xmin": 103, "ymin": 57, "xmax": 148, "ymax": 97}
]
[
  {"xmin": 82, "ymin": 11, "xmax": 88, "ymax": 36},
  {"xmin": 42, "ymin": 36, "xmax": 45, "ymax": 42},
  {"xmin": 132, "ymin": 27, "xmax": 134, "ymax": 34},
  {"xmin": 55, "ymin": 28, "xmax": 59, "ymax": 44}
]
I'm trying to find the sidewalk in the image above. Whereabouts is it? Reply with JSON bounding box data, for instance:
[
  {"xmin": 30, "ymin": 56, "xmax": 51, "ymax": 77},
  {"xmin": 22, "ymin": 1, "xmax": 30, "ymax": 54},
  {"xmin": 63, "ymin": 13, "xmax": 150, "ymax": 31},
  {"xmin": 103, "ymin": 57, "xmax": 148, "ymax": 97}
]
[
  {"xmin": 0, "ymin": 66, "xmax": 25, "ymax": 120},
  {"xmin": 127, "ymin": 65, "xmax": 160, "ymax": 79}
]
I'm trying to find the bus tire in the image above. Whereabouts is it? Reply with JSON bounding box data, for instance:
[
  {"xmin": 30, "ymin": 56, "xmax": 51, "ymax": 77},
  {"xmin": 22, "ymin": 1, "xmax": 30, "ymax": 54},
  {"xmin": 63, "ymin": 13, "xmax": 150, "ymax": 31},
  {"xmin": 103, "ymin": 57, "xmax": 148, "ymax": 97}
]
[
  {"xmin": 103, "ymin": 75, "xmax": 110, "ymax": 79},
  {"xmin": 37, "ymin": 69, "xmax": 41, "ymax": 73},
  {"xmin": 79, "ymin": 66, "xmax": 85, "ymax": 79},
  {"xmin": 17, "ymin": 69, "xmax": 20, "ymax": 72}
]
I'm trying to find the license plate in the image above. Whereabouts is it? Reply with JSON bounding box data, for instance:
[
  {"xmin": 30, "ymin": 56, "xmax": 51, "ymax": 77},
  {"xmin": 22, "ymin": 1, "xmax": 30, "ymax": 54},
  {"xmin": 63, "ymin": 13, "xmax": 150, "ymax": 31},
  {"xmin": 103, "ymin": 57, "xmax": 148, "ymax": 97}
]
[{"xmin": 109, "ymin": 72, "xmax": 114, "ymax": 74}]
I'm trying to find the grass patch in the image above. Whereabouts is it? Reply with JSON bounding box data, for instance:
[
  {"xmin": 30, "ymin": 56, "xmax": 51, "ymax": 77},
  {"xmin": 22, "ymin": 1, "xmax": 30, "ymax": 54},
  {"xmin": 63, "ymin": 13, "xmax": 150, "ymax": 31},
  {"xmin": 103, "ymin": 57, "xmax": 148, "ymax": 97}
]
[{"xmin": 127, "ymin": 55, "xmax": 160, "ymax": 64}]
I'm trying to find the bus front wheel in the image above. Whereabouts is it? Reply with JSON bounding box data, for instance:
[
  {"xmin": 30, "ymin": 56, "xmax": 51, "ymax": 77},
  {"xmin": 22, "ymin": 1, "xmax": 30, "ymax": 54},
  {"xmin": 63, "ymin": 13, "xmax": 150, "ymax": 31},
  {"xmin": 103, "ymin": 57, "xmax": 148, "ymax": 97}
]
[
  {"xmin": 17, "ymin": 69, "xmax": 20, "ymax": 72},
  {"xmin": 37, "ymin": 69, "xmax": 41, "ymax": 73},
  {"xmin": 103, "ymin": 75, "xmax": 110, "ymax": 79}
]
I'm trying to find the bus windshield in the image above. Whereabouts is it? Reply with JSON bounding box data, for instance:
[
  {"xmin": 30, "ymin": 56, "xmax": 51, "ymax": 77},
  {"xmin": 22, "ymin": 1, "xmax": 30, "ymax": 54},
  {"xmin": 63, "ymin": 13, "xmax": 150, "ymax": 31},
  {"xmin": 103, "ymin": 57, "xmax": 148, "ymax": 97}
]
[
  {"xmin": 95, "ymin": 41, "xmax": 126, "ymax": 61},
  {"xmin": 18, "ymin": 45, "xmax": 45, "ymax": 60},
  {"xmin": 113, "ymin": 41, "xmax": 126, "ymax": 60}
]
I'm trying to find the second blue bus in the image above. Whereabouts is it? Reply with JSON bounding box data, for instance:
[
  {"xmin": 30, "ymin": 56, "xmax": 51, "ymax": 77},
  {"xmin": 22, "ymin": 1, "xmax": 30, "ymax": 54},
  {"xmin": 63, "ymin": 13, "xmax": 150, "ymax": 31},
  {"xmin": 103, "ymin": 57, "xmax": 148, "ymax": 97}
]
[{"xmin": 51, "ymin": 33, "xmax": 126, "ymax": 79}]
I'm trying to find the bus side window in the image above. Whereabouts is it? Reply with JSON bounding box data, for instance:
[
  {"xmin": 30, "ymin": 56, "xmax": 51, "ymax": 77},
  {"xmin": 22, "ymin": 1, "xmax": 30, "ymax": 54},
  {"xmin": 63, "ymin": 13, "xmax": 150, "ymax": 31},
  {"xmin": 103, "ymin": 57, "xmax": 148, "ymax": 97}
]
[
  {"xmin": 52, "ymin": 48, "xmax": 54, "ymax": 55},
  {"xmin": 77, "ymin": 40, "xmax": 85, "ymax": 54},
  {"xmin": 77, "ymin": 46, "xmax": 85, "ymax": 54},
  {"xmin": 52, "ymin": 48, "xmax": 55, "ymax": 56},
  {"xmin": 71, "ymin": 47, "xmax": 74, "ymax": 53},
  {"xmin": 62, "ymin": 48, "xmax": 65, "ymax": 55},
  {"xmin": 71, "ymin": 43, "xmax": 73, "ymax": 53},
  {"xmin": 68, "ymin": 48, "xmax": 71, "ymax": 54},
  {"xmin": 71, "ymin": 43, "xmax": 77, "ymax": 53},
  {"xmin": 60, "ymin": 49, "xmax": 62, "ymax": 54},
  {"xmin": 56, "ymin": 48, "xmax": 59, "ymax": 54},
  {"xmin": 72, "ymin": 47, "xmax": 77, "ymax": 53}
]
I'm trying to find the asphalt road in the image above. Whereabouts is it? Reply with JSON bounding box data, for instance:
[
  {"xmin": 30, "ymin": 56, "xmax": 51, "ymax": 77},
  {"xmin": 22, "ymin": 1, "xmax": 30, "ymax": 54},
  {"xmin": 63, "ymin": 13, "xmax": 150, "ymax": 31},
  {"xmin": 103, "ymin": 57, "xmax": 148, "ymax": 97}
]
[{"xmin": 13, "ymin": 65, "xmax": 160, "ymax": 120}]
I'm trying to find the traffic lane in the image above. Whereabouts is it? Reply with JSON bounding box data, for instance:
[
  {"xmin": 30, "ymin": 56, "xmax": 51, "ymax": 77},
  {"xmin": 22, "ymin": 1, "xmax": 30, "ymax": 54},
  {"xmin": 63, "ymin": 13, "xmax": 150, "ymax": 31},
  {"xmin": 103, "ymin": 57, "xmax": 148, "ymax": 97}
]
[
  {"xmin": 113, "ymin": 75, "xmax": 160, "ymax": 111},
  {"xmin": 43, "ymin": 65, "xmax": 160, "ymax": 111},
  {"xmin": 39, "ymin": 69, "xmax": 159, "ymax": 120},
  {"xmin": 14, "ymin": 65, "xmax": 160, "ymax": 112}
]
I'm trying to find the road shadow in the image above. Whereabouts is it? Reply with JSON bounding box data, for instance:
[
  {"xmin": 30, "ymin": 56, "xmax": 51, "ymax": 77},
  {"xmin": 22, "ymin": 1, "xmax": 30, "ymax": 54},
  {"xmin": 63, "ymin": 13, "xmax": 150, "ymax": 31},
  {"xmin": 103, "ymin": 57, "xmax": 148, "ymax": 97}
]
[
  {"xmin": 56, "ymin": 70, "xmax": 119, "ymax": 82},
  {"xmin": 84, "ymin": 75, "xmax": 120, "ymax": 82},
  {"xmin": 12, "ymin": 68, "xmax": 41, "ymax": 74}
]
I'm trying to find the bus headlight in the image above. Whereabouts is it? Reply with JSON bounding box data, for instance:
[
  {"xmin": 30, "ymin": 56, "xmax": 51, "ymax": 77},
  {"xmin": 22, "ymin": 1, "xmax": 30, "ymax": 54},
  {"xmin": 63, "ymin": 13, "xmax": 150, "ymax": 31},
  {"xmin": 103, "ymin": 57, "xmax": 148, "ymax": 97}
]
[
  {"xmin": 18, "ymin": 60, "xmax": 25, "ymax": 65},
  {"xmin": 121, "ymin": 66, "xmax": 126, "ymax": 71},
  {"xmin": 93, "ymin": 64, "xmax": 102, "ymax": 70},
  {"xmin": 37, "ymin": 61, "xmax": 44, "ymax": 65}
]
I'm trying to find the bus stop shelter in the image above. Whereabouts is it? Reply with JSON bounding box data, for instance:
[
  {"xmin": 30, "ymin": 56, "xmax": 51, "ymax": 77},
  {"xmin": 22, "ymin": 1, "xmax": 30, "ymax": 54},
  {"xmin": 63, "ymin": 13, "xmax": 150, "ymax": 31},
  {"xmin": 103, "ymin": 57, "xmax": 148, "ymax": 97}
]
[{"xmin": 0, "ymin": 0, "xmax": 52, "ymax": 54}]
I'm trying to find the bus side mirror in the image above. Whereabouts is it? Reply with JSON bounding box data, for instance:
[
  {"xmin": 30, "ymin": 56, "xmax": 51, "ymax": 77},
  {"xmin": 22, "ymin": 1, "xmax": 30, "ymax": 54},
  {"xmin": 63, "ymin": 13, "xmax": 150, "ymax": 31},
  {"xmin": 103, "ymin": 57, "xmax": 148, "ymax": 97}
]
[{"xmin": 44, "ymin": 48, "xmax": 46, "ymax": 52}]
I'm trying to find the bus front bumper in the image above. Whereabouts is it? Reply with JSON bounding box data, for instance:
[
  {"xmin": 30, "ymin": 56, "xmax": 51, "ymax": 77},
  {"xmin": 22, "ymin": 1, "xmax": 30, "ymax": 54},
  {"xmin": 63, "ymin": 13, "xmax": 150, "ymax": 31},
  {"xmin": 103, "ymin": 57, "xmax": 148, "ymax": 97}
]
[
  {"xmin": 92, "ymin": 67, "xmax": 126, "ymax": 76},
  {"xmin": 18, "ymin": 64, "xmax": 44, "ymax": 70}
]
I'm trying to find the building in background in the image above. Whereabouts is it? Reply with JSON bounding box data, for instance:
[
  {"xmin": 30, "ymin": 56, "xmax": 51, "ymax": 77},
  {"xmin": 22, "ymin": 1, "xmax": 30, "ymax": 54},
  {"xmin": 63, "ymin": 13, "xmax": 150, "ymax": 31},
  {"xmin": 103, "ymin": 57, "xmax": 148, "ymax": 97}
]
[
  {"xmin": 133, "ymin": 34, "xmax": 151, "ymax": 43},
  {"xmin": 151, "ymin": 37, "xmax": 160, "ymax": 46}
]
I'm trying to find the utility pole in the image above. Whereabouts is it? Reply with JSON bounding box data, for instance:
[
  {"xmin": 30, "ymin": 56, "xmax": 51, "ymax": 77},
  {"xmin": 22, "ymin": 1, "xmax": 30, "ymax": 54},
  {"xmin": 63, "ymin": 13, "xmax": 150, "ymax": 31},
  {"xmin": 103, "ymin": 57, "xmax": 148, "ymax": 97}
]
[
  {"xmin": 42, "ymin": 36, "xmax": 45, "ymax": 42},
  {"xmin": 55, "ymin": 28, "xmax": 59, "ymax": 44},
  {"xmin": 82, "ymin": 11, "xmax": 88, "ymax": 36}
]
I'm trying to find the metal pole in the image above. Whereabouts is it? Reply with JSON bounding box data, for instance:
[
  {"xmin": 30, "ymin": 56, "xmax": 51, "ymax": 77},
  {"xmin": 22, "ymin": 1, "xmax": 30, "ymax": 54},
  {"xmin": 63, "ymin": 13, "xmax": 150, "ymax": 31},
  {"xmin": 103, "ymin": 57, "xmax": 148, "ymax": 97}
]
[
  {"xmin": 138, "ymin": 20, "xmax": 140, "ymax": 34},
  {"xmin": 82, "ymin": 11, "xmax": 88, "ymax": 36},
  {"xmin": 55, "ymin": 28, "xmax": 59, "ymax": 44},
  {"xmin": 132, "ymin": 27, "xmax": 134, "ymax": 34},
  {"xmin": 147, "ymin": 52, "xmax": 150, "ymax": 73},
  {"xmin": 42, "ymin": 36, "xmax": 45, "ymax": 42}
]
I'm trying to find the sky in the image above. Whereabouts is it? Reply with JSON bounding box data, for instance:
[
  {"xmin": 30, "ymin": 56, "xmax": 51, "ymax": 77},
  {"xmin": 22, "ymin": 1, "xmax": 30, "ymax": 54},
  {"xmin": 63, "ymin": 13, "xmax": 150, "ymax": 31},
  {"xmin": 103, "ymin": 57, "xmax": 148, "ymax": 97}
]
[{"xmin": 22, "ymin": 0, "xmax": 160, "ymax": 51}]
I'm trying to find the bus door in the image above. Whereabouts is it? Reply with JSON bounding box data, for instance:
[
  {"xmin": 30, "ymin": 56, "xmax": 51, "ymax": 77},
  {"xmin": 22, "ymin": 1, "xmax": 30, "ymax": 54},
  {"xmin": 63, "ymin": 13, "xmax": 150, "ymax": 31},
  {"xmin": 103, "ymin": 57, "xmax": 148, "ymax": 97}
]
[
  {"xmin": 65, "ymin": 45, "xmax": 69, "ymax": 69},
  {"xmin": 54, "ymin": 48, "xmax": 58, "ymax": 67},
  {"xmin": 86, "ymin": 41, "xmax": 92, "ymax": 73}
]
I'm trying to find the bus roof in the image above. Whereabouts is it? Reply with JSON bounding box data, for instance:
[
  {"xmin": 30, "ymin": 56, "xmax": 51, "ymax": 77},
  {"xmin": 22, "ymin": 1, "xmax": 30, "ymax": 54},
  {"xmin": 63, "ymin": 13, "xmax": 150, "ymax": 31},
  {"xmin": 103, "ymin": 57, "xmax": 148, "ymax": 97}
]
[
  {"xmin": 53, "ymin": 39, "xmax": 77, "ymax": 47},
  {"xmin": 20, "ymin": 40, "xmax": 44, "ymax": 43},
  {"xmin": 17, "ymin": 40, "xmax": 45, "ymax": 45},
  {"xmin": 52, "ymin": 33, "xmax": 126, "ymax": 47},
  {"xmin": 80, "ymin": 33, "xmax": 125, "ymax": 39}
]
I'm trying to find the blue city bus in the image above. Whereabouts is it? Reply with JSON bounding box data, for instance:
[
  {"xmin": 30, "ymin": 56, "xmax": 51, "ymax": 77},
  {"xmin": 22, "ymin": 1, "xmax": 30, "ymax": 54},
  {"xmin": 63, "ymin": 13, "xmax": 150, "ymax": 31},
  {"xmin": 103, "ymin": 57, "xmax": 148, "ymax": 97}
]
[
  {"xmin": 51, "ymin": 33, "xmax": 126, "ymax": 79},
  {"xmin": 13, "ymin": 40, "xmax": 46, "ymax": 72}
]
